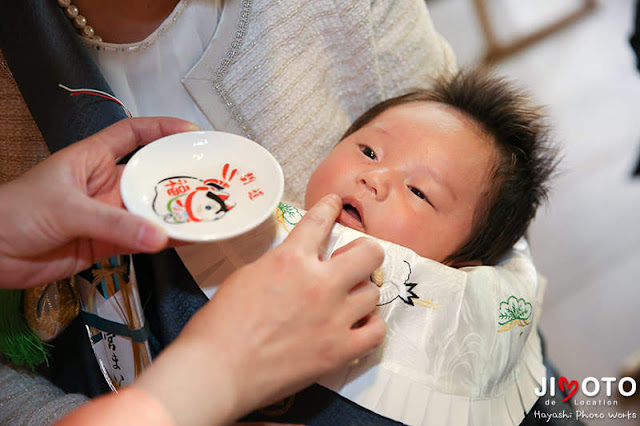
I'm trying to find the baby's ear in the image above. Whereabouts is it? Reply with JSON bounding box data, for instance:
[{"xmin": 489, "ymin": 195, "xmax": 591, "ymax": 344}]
[{"xmin": 451, "ymin": 259, "xmax": 483, "ymax": 268}]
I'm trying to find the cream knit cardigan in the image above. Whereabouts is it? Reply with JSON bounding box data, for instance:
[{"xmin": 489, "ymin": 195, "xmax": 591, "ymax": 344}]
[{"xmin": 182, "ymin": 0, "xmax": 457, "ymax": 204}]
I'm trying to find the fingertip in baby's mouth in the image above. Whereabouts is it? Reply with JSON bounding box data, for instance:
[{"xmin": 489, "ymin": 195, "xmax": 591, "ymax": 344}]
[
  {"xmin": 339, "ymin": 203, "xmax": 365, "ymax": 232},
  {"xmin": 343, "ymin": 204, "xmax": 361, "ymax": 222}
]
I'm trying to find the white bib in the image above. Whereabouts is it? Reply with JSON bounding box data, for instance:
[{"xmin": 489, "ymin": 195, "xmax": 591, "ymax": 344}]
[{"xmin": 177, "ymin": 203, "xmax": 545, "ymax": 425}]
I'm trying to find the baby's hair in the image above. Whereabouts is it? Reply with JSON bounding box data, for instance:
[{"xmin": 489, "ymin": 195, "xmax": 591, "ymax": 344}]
[{"xmin": 342, "ymin": 69, "xmax": 558, "ymax": 265}]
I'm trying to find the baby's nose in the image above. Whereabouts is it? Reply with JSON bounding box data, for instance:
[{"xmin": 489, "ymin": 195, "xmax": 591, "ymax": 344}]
[
  {"xmin": 359, "ymin": 169, "xmax": 390, "ymax": 201},
  {"xmin": 360, "ymin": 178, "xmax": 377, "ymax": 196}
]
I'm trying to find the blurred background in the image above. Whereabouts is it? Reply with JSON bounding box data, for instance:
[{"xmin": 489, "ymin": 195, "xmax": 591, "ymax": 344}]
[{"xmin": 428, "ymin": 0, "xmax": 640, "ymax": 424}]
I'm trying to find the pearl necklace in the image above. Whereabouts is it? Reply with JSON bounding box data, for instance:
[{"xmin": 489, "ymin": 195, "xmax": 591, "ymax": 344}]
[{"xmin": 57, "ymin": 0, "xmax": 102, "ymax": 42}]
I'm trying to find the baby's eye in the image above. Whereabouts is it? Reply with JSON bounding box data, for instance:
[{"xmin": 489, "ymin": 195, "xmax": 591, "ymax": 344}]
[
  {"xmin": 359, "ymin": 145, "xmax": 377, "ymax": 161},
  {"xmin": 205, "ymin": 205, "xmax": 213, "ymax": 210},
  {"xmin": 409, "ymin": 186, "xmax": 430, "ymax": 204}
]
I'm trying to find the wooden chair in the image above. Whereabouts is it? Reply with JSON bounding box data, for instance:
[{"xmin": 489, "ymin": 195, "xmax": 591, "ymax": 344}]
[{"xmin": 472, "ymin": 0, "xmax": 597, "ymax": 63}]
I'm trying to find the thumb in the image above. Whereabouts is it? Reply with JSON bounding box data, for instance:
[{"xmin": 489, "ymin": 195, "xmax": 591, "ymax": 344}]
[{"xmin": 68, "ymin": 197, "xmax": 169, "ymax": 253}]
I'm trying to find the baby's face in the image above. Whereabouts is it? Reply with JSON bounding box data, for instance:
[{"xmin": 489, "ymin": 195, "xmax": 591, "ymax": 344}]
[{"xmin": 305, "ymin": 101, "xmax": 497, "ymax": 264}]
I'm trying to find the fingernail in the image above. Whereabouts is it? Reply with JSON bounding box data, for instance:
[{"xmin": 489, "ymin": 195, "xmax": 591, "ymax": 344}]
[
  {"xmin": 186, "ymin": 122, "xmax": 200, "ymax": 131},
  {"xmin": 137, "ymin": 223, "xmax": 168, "ymax": 251}
]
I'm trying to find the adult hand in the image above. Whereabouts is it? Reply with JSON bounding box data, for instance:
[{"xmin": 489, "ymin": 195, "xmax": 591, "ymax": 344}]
[
  {"xmin": 0, "ymin": 117, "xmax": 199, "ymax": 289},
  {"xmin": 134, "ymin": 194, "xmax": 386, "ymax": 425}
]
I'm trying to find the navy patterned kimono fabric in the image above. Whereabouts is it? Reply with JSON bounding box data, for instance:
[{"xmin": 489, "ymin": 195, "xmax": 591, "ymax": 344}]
[{"xmin": 0, "ymin": 0, "xmax": 128, "ymax": 396}]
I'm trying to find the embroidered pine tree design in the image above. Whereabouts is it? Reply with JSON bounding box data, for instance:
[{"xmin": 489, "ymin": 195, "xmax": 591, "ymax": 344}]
[{"xmin": 497, "ymin": 296, "xmax": 532, "ymax": 332}]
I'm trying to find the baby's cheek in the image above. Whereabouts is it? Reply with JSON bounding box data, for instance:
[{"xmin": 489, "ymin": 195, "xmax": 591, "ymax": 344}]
[
  {"xmin": 369, "ymin": 215, "xmax": 413, "ymax": 246},
  {"xmin": 371, "ymin": 215, "xmax": 439, "ymax": 259},
  {"xmin": 304, "ymin": 171, "xmax": 331, "ymax": 209}
]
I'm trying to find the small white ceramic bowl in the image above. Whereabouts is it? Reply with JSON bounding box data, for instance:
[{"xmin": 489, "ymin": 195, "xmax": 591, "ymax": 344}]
[{"xmin": 121, "ymin": 131, "xmax": 284, "ymax": 242}]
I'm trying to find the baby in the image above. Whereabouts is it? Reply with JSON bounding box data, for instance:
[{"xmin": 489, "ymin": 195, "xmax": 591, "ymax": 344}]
[
  {"xmin": 305, "ymin": 69, "xmax": 554, "ymax": 268},
  {"xmin": 179, "ymin": 69, "xmax": 556, "ymax": 425}
]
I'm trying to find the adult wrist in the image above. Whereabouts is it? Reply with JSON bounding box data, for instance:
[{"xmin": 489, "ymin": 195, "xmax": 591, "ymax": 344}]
[
  {"xmin": 135, "ymin": 334, "xmax": 243, "ymax": 425},
  {"xmin": 57, "ymin": 386, "xmax": 175, "ymax": 425}
]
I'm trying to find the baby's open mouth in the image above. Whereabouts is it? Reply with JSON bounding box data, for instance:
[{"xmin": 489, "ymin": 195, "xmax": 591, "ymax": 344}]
[
  {"xmin": 343, "ymin": 204, "xmax": 361, "ymax": 222},
  {"xmin": 340, "ymin": 203, "xmax": 364, "ymax": 231}
]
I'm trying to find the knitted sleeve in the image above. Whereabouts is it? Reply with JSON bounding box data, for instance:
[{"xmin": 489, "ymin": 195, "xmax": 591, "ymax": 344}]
[
  {"xmin": 369, "ymin": 0, "xmax": 458, "ymax": 97},
  {"xmin": 0, "ymin": 359, "xmax": 89, "ymax": 425}
]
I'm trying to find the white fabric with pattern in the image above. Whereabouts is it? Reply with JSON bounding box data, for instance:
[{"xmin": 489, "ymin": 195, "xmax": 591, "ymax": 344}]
[{"xmin": 177, "ymin": 204, "xmax": 545, "ymax": 426}]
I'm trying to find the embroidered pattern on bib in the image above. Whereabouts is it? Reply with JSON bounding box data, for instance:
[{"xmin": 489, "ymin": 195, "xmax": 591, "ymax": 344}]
[
  {"xmin": 276, "ymin": 203, "xmax": 303, "ymax": 231},
  {"xmin": 378, "ymin": 261, "xmax": 440, "ymax": 309},
  {"xmin": 497, "ymin": 295, "xmax": 532, "ymax": 332}
]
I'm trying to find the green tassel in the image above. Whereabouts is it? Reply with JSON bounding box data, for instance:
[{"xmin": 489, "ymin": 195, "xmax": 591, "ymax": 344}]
[{"xmin": 0, "ymin": 289, "xmax": 49, "ymax": 369}]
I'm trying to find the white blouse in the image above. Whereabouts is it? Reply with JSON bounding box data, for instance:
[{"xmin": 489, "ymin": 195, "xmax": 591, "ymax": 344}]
[{"xmin": 82, "ymin": 0, "xmax": 220, "ymax": 131}]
